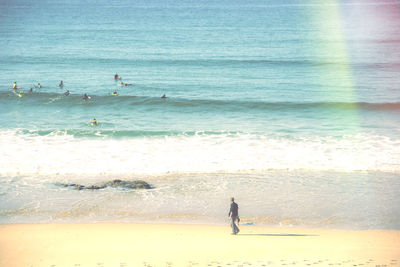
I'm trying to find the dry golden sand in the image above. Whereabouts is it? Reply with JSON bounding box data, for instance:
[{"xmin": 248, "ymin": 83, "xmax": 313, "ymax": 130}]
[{"xmin": 0, "ymin": 223, "xmax": 399, "ymax": 267}]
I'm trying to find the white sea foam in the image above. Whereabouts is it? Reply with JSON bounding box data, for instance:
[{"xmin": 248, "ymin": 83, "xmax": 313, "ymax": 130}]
[{"xmin": 0, "ymin": 130, "xmax": 399, "ymax": 175}]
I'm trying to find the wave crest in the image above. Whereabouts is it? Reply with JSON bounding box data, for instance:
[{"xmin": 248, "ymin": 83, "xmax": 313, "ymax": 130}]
[
  {"xmin": 1, "ymin": 91, "xmax": 399, "ymax": 112},
  {"xmin": 0, "ymin": 130, "xmax": 399, "ymax": 174}
]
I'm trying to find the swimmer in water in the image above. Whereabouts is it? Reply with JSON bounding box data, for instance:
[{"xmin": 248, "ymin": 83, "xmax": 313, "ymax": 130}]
[
  {"xmin": 114, "ymin": 73, "xmax": 121, "ymax": 80},
  {"xmin": 59, "ymin": 80, "xmax": 63, "ymax": 88},
  {"xmin": 17, "ymin": 89, "xmax": 24, "ymax": 97},
  {"xmin": 29, "ymin": 88, "xmax": 33, "ymax": 93},
  {"xmin": 120, "ymin": 81, "xmax": 132, "ymax": 86},
  {"xmin": 35, "ymin": 83, "xmax": 42, "ymax": 89},
  {"xmin": 90, "ymin": 118, "xmax": 98, "ymax": 126},
  {"xmin": 112, "ymin": 90, "xmax": 118, "ymax": 95}
]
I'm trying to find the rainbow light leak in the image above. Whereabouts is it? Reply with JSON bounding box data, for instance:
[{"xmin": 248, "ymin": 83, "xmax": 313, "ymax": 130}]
[
  {"xmin": 310, "ymin": 0, "xmax": 400, "ymax": 101},
  {"xmin": 306, "ymin": 0, "xmax": 399, "ymax": 131},
  {"xmin": 305, "ymin": 0, "xmax": 360, "ymax": 138},
  {"xmin": 305, "ymin": 0, "xmax": 400, "ymax": 171},
  {"xmin": 314, "ymin": 1, "xmax": 356, "ymax": 100}
]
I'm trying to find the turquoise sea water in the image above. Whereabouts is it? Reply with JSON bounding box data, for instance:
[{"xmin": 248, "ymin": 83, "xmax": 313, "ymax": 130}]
[{"xmin": 0, "ymin": 0, "xmax": 399, "ymax": 229}]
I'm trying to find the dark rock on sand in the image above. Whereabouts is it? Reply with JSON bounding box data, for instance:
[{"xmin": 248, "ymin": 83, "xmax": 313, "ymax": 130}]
[
  {"xmin": 86, "ymin": 185, "xmax": 107, "ymax": 190},
  {"xmin": 56, "ymin": 180, "xmax": 152, "ymax": 190},
  {"xmin": 57, "ymin": 183, "xmax": 86, "ymax": 190},
  {"xmin": 104, "ymin": 180, "xmax": 152, "ymax": 189}
]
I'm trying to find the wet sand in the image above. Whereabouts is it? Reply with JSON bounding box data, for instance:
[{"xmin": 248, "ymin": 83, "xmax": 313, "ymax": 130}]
[{"xmin": 0, "ymin": 223, "xmax": 399, "ymax": 266}]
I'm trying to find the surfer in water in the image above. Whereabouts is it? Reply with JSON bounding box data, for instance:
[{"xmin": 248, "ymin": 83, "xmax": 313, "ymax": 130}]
[
  {"xmin": 82, "ymin": 93, "xmax": 90, "ymax": 101},
  {"xmin": 120, "ymin": 81, "xmax": 132, "ymax": 86},
  {"xmin": 161, "ymin": 94, "xmax": 167, "ymax": 99},
  {"xmin": 91, "ymin": 118, "xmax": 98, "ymax": 126},
  {"xmin": 15, "ymin": 89, "xmax": 24, "ymax": 98},
  {"xmin": 59, "ymin": 80, "xmax": 63, "ymax": 88},
  {"xmin": 12, "ymin": 82, "xmax": 18, "ymax": 90},
  {"xmin": 64, "ymin": 90, "xmax": 70, "ymax": 96},
  {"xmin": 114, "ymin": 73, "xmax": 121, "ymax": 80},
  {"xmin": 35, "ymin": 83, "xmax": 42, "ymax": 89},
  {"xmin": 112, "ymin": 90, "xmax": 118, "ymax": 95},
  {"xmin": 29, "ymin": 88, "xmax": 33, "ymax": 93}
]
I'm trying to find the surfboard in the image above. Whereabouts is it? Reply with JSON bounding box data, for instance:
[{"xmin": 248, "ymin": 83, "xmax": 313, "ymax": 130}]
[{"xmin": 12, "ymin": 91, "xmax": 24, "ymax": 98}]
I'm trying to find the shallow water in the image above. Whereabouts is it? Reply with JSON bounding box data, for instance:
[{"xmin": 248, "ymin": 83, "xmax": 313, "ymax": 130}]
[{"xmin": 0, "ymin": 171, "xmax": 399, "ymax": 230}]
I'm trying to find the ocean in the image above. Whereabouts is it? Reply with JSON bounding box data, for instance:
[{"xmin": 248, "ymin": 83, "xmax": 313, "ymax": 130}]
[{"xmin": 0, "ymin": 0, "xmax": 399, "ymax": 229}]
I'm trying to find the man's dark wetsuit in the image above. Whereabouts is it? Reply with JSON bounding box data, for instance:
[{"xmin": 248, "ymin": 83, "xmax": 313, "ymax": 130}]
[{"xmin": 229, "ymin": 201, "xmax": 239, "ymax": 234}]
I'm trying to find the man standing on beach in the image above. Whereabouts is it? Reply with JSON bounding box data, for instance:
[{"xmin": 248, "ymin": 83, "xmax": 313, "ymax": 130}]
[{"xmin": 228, "ymin": 197, "xmax": 240, "ymax": 235}]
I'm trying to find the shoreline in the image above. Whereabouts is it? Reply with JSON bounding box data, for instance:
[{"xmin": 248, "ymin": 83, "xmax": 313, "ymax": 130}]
[
  {"xmin": 2, "ymin": 220, "xmax": 400, "ymax": 231},
  {"xmin": 1, "ymin": 223, "xmax": 399, "ymax": 266}
]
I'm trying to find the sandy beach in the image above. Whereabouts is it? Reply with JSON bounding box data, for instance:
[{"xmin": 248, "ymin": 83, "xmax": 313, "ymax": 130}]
[{"xmin": 0, "ymin": 223, "xmax": 399, "ymax": 267}]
